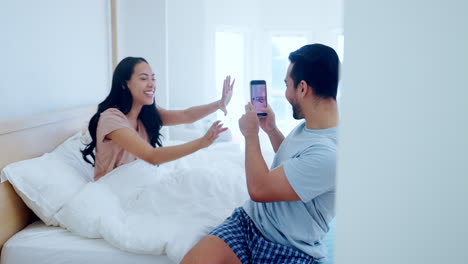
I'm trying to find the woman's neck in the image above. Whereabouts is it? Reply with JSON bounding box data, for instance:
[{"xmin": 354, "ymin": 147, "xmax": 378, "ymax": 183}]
[{"xmin": 126, "ymin": 104, "xmax": 142, "ymax": 123}]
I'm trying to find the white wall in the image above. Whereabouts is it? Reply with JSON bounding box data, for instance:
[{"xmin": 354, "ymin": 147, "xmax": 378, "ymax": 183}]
[
  {"xmin": 335, "ymin": 0, "xmax": 468, "ymax": 263},
  {"xmin": 0, "ymin": 0, "xmax": 111, "ymax": 120},
  {"xmin": 116, "ymin": 0, "xmax": 169, "ymax": 109},
  {"xmin": 166, "ymin": 0, "xmax": 206, "ymax": 108}
]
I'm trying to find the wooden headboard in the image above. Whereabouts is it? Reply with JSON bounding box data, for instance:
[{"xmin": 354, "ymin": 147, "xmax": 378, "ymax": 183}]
[{"xmin": 0, "ymin": 105, "xmax": 96, "ymax": 249}]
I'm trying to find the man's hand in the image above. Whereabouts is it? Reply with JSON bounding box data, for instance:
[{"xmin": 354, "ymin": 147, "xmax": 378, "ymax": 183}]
[
  {"xmin": 258, "ymin": 104, "xmax": 277, "ymax": 134},
  {"xmin": 218, "ymin": 75, "xmax": 235, "ymax": 116},
  {"xmin": 239, "ymin": 103, "xmax": 260, "ymax": 138}
]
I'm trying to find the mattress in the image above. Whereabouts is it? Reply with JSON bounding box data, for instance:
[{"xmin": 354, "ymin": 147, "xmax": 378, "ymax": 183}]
[{"xmin": 0, "ymin": 221, "xmax": 175, "ymax": 264}]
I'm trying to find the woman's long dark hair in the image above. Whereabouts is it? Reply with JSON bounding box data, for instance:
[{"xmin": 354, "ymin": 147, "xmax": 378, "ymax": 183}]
[{"xmin": 81, "ymin": 57, "xmax": 163, "ymax": 166}]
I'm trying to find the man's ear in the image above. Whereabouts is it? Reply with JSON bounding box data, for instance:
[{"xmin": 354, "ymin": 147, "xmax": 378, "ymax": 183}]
[{"xmin": 299, "ymin": 80, "xmax": 309, "ymax": 96}]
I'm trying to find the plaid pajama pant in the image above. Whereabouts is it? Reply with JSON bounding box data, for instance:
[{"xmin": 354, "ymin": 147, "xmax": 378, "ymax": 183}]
[{"xmin": 209, "ymin": 207, "xmax": 317, "ymax": 264}]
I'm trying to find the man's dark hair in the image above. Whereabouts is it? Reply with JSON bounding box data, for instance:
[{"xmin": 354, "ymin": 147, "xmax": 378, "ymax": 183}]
[{"xmin": 288, "ymin": 44, "xmax": 340, "ymax": 100}]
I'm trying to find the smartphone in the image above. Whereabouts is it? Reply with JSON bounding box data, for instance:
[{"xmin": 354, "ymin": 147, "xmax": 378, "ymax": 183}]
[{"xmin": 250, "ymin": 80, "xmax": 267, "ymax": 116}]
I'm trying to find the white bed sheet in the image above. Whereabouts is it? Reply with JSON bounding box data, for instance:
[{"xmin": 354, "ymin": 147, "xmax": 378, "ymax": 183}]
[{"xmin": 0, "ymin": 221, "xmax": 174, "ymax": 264}]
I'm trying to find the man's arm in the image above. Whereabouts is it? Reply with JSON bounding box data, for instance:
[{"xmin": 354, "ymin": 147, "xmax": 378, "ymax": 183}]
[
  {"xmin": 243, "ymin": 133, "xmax": 300, "ymax": 202},
  {"xmin": 258, "ymin": 104, "xmax": 285, "ymax": 152},
  {"xmin": 265, "ymin": 127, "xmax": 285, "ymax": 153},
  {"xmin": 239, "ymin": 103, "xmax": 300, "ymax": 202}
]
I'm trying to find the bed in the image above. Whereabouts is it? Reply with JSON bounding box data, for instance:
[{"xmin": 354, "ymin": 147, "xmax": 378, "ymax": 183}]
[
  {"xmin": 0, "ymin": 105, "xmax": 336, "ymax": 264},
  {"xmin": 0, "ymin": 105, "xmax": 175, "ymax": 264}
]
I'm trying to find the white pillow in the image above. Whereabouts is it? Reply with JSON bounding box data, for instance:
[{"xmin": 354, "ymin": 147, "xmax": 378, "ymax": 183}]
[{"xmin": 0, "ymin": 132, "xmax": 94, "ymax": 226}]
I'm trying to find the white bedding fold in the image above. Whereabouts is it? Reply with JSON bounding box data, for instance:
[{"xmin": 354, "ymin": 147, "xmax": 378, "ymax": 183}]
[{"xmin": 54, "ymin": 143, "xmax": 251, "ymax": 263}]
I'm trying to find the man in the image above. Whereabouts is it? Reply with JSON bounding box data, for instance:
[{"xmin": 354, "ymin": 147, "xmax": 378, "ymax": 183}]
[{"xmin": 181, "ymin": 43, "xmax": 339, "ymax": 264}]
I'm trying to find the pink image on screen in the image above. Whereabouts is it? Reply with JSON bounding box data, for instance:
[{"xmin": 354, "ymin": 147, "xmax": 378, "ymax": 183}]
[{"xmin": 251, "ymin": 84, "xmax": 266, "ymax": 113}]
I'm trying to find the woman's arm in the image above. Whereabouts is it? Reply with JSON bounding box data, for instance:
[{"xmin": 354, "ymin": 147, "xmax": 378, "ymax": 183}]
[
  {"xmin": 159, "ymin": 76, "xmax": 235, "ymax": 126},
  {"xmin": 158, "ymin": 101, "xmax": 220, "ymax": 126},
  {"xmin": 106, "ymin": 121, "xmax": 227, "ymax": 165}
]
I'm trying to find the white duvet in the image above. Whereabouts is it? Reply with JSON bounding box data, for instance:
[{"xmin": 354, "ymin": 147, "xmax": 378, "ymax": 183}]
[{"xmin": 53, "ymin": 142, "xmax": 266, "ymax": 263}]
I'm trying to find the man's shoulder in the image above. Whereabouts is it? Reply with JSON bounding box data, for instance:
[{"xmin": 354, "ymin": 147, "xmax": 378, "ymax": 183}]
[
  {"xmin": 288, "ymin": 131, "xmax": 337, "ymax": 152},
  {"xmin": 288, "ymin": 135, "xmax": 337, "ymax": 165}
]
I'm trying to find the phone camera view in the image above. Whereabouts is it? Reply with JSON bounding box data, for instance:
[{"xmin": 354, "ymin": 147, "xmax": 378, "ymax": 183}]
[{"xmin": 251, "ymin": 81, "xmax": 267, "ymax": 116}]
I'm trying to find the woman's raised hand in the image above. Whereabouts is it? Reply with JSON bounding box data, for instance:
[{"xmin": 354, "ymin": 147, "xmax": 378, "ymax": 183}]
[
  {"xmin": 199, "ymin": 121, "xmax": 228, "ymax": 148},
  {"xmin": 219, "ymin": 75, "xmax": 235, "ymax": 116}
]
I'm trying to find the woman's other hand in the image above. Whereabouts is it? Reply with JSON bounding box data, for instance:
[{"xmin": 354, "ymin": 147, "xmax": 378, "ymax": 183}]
[{"xmin": 199, "ymin": 121, "xmax": 228, "ymax": 148}]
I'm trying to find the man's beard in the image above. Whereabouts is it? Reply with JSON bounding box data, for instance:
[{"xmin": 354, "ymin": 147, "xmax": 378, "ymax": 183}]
[{"xmin": 292, "ymin": 103, "xmax": 303, "ymax": 120}]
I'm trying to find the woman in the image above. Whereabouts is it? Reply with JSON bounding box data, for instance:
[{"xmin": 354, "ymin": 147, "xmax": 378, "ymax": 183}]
[{"xmin": 82, "ymin": 57, "xmax": 235, "ymax": 181}]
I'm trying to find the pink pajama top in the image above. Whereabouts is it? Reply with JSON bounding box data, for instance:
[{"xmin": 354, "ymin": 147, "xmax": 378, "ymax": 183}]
[{"xmin": 94, "ymin": 108, "xmax": 149, "ymax": 181}]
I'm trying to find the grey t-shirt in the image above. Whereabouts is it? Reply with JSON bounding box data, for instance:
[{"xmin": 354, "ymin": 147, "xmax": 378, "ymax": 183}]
[{"xmin": 243, "ymin": 122, "xmax": 337, "ymax": 262}]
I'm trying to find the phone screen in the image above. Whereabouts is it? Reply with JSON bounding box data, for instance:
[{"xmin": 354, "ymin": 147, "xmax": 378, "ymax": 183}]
[{"xmin": 250, "ymin": 80, "xmax": 267, "ymax": 116}]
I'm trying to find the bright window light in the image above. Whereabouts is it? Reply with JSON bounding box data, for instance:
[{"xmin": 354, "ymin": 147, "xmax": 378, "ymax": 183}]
[
  {"xmin": 215, "ymin": 31, "xmax": 245, "ymax": 143},
  {"xmin": 336, "ymin": 34, "xmax": 344, "ymax": 105},
  {"xmin": 270, "ymin": 35, "xmax": 308, "ymax": 134},
  {"xmin": 337, "ymin": 34, "xmax": 344, "ymax": 62}
]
